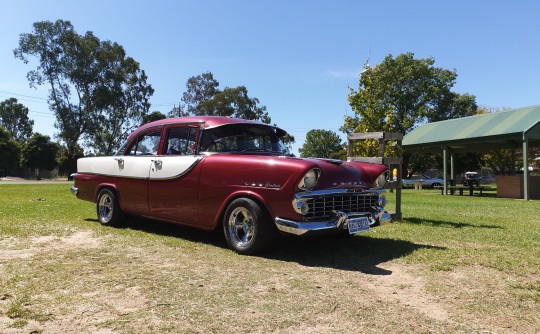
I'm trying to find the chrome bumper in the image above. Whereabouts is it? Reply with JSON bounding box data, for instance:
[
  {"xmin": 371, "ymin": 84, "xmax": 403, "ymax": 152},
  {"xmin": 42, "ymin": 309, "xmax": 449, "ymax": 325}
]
[
  {"xmin": 275, "ymin": 210, "xmax": 391, "ymax": 236},
  {"xmin": 70, "ymin": 186, "xmax": 78, "ymax": 196}
]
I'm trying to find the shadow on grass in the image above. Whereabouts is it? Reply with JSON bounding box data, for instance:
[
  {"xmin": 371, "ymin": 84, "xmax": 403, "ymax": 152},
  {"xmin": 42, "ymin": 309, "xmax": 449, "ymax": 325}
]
[
  {"xmin": 85, "ymin": 216, "xmax": 228, "ymax": 248},
  {"xmin": 83, "ymin": 216, "xmax": 445, "ymax": 275},
  {"xmin": 263, "ymin": 235, "xmax": 445, "ymax": 275},
  {"xmin": 405, "ymin": 217, "xmax": 503, "ymax": 229}
]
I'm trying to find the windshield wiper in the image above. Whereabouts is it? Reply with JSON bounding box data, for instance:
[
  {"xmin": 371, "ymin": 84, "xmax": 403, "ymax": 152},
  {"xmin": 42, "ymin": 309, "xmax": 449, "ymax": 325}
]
[
  {"xmin": 239, "ymin": 148, "xmax": 291, "ymax": 155},
  {"xmin": 240, "ymin": 148, "xmax": 271, "ymax": 154}
]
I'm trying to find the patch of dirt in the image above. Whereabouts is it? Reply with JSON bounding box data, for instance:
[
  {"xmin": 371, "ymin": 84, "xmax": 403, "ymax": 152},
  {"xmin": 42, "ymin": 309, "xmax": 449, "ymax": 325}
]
[
  {"xmin": 0, "ymin": 231, "xmax": 103, "ymax": 260},
  {"xmin": 363, "ymin": 262, "xmax": 449, "ymax": 322}
]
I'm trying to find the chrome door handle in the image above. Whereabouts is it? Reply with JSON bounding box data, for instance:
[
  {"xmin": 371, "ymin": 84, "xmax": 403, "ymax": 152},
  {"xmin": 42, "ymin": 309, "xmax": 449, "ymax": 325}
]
[{"xmin": 151, "ymin": 159, "xmax": 162, "ymax": 166}]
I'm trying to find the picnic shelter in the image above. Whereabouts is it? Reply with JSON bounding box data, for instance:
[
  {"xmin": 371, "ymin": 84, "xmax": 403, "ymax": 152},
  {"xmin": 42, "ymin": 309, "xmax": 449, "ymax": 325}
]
[{"xmin": 402, "ymin": 105, "xmax": 540, "ymax": 200}]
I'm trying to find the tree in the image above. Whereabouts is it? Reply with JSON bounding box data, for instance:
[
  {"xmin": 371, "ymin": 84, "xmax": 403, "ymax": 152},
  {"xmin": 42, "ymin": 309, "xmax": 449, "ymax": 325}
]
[
  {"xmin": 0, "ymin": 127, "xmax": 21, "ymax": 176},
  {"xmin": 170, "ymin": 72, "xmax": 271, "ymax": 123},
  {"xmin": 87, "ymin": 40, "xmax": 154, "ymax": 155},
  {"xmin": 299, "ymin": 129, "xmax": 343, "ymax": 158},
  {"xmin": 14, "ymin": 19, "xmax": 154, "ymax": 157},
  {"xmin": 0, "ymin": 98, "xmax": 34, "ymax": 142},
  {"xmin": 170, "ymin": 71, "xmax": 293, "ymax": 144},
  {"xmin": 142, "ymin": 111, "xmax": 167, "ymax": 124},
  {"xmin": 56, "ymin": 144, "xmax": 84, "ymax": 176},
  {"xmin": 199, "ymin": 87, "xmax": 271, "ymax": 124},
  {"xmin": 406, "ymin": 153, "xmax": 438, "ymax": 176},
  {"xmin": 344, "ymin": 53, "xmax": 477, "ymax": 176},
  {"xmin": 173, "ymin": 71, "xmax": 220, "ymax": 117},
  {"xmin": 20, "ymin": 133, "xmax": 59, "ymax": 179}
]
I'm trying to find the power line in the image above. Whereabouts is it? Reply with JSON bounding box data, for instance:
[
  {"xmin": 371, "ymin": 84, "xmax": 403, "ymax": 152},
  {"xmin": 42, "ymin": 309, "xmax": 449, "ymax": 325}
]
[
  {"xmin": 0, "ymin": 90, "xmax": 48, "ymax": 102},
  {"xmin": 152, "ymin": 103, "xmax": 177, "ymax": 107},
  {"xmin": 28, "ymin": 110, "xmax": 54, "ymax": 115},
  {"xmin": 0, "ymin": 90, "xmax": 179, "ymax": 109}
]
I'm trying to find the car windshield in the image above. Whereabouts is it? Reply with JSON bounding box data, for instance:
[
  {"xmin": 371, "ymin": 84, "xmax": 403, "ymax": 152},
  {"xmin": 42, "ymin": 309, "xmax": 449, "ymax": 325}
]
[{"xmin": 200, "ymin": 123, "xmax": 292, "ymax": 156}]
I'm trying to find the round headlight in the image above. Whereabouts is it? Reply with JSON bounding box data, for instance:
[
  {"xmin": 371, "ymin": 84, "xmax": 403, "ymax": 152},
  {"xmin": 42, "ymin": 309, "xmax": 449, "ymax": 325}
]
[
  {"xmin": 296, "ymin": 199, "xmax": 310, "ymax": 215},
  {"xmin": 298, "ymin": 168, "xmax": 320, "ymax": 191},
  {"xmin": 375, "ymin": 171, "xmax": 388, "ymax": 188}
]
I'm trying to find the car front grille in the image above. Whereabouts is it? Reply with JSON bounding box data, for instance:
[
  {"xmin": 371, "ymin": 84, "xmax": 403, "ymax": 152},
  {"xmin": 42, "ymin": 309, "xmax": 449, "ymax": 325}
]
[{"xmin": 303, "ymin": 193, "xmax": 379, "ymax": 219}]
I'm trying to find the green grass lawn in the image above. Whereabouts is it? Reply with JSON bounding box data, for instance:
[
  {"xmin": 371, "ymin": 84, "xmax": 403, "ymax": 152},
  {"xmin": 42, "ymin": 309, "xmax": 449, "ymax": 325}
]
[
  {"xmin": 384, "ymin": 189, "xmax": 540, "ymax": 274},
  {"xmin": 0, "ymin": 184, "xmax": 539, "ymax": 333}
]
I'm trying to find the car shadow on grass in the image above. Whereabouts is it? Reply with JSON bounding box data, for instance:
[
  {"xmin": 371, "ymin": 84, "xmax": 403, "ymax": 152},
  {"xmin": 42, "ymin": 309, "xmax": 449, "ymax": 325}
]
[
  {"xmin": 405, "ymin": 217, "xmax": 503, "ymax": 229},
  {"xmin": 263, "ymin": 235, "xmax": 445, "ymax": 275},
  {"xmin": 84, "ymin": 217, "xmax": 445, "ymax": 275},
  {"xmin": 84, "ymin": 216, "xmax": 229, "ymax": 248}
]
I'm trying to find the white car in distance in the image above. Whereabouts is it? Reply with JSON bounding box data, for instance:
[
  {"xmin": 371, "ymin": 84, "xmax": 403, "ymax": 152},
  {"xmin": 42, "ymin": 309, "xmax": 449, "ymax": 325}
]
[{"xmin": 402, "ymin": 175, "xmax": 444, "ymax": 189}]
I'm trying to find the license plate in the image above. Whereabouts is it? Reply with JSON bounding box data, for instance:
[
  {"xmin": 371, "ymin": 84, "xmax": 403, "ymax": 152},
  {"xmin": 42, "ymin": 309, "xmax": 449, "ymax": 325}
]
[{"xmin": 347, "ymin": 217, "xmax": 370, "ymax": 234}]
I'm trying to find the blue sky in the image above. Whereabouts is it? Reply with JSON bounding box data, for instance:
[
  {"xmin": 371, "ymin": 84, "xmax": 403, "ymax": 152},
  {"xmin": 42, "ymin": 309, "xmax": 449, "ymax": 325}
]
[{"xmin": 1, "ymin": 0, "xmax": 540, "ymax": 155}]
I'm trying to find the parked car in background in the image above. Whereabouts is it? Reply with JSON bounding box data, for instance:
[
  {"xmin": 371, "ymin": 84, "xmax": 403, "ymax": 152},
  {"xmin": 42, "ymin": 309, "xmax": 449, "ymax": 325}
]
[
  {"xmin": 463, "ymin": 172, "xmax": 481, "ymax": 187},
  {"xmin": 71, "ymin": 116, "xmax": 391, "ymax": 254},
  {"xmin": 402, "ymin": 175, "xmax": 444, "ymax": 188}
]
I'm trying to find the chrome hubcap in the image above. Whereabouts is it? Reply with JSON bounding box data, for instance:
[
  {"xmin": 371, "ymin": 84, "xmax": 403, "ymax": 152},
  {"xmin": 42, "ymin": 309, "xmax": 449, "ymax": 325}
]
[
  {"xmin": 98, "ymin": 193, "xmax": 113, "ymax": 223},
  {"xmin": 227, "ymin": 207, "xmax": 254, "ymax": 247}
]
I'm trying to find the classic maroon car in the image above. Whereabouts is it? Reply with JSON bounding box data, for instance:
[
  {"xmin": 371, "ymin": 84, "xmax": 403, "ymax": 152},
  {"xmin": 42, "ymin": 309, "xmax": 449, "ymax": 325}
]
[{"xmin": 71, "ymin": 116, "xmax": 391, "ymax": 254}]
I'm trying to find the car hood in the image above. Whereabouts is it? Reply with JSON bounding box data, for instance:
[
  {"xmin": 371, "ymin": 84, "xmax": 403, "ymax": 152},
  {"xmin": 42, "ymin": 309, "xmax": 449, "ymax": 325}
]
[
  {"xmin": 203, "ymin": 154, "xmax": 387, "ymax": 190},
  {"xmin": 300, "ymin": 157, "xmax": 387, "ymax": 189}
]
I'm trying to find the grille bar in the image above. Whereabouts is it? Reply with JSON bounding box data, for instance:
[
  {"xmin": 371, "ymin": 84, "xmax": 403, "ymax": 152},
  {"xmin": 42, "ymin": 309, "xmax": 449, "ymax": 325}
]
[{"xmin": 304, "ymin": 193, "xmax": 378, "ymax": 219}]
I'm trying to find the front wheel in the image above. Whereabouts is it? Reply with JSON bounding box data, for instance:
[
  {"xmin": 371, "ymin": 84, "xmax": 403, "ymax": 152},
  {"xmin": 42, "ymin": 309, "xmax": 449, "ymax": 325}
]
[
  {"xmin": 223, "ymin": 198, "xmax": 276, "ymax": 255},
  {"xmin": 96, "ymin": 188, "xmax": 123, "ymax": 226}
]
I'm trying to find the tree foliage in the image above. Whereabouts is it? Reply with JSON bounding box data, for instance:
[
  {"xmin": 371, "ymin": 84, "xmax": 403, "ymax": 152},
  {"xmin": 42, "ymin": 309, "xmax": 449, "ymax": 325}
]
[
  {"xmin": 170, "ymin": 72, "xmax": 271, "ymax": 124},
  {"xmin": 480, "ymin": 150, "xmax": 515, "ymax": 175},
  {"xmin": 344, "ymin": 53, "xmax": 478, "ymax": 176},
  {"xmin": 170, "ymin": 72, "xmax": 293, "ymax": 144},
  {"xmin": 0, "ymin": 98, "xmax": 34, "ymax": 142},
  {"xmin": 56, "ymin": 144, "xmax": 84, "ymax": 176},
  {"xmin": 0, "ymin": 127, "xmax": 21, "ymax": 175},
  {"xmin": 299, "ymin": 129, "xmax": 343, "ymax": 159},
  {"xmin": 14, "ymin": 19, "xmax": 154, "ymax": 157},
  {"xmin": 20, "ymin": 133, "xmax": 59, "ymax": 178},
  {"xmin": 142, "ymin": 111, "xmax": 167, "ymax": 124}
]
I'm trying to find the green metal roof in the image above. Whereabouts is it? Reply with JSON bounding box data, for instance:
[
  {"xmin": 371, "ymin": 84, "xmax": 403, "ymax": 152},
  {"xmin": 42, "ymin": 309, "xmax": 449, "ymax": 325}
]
[{"xmin": 403, "ymin": 105, "xmax": 540, "ymax": 152}]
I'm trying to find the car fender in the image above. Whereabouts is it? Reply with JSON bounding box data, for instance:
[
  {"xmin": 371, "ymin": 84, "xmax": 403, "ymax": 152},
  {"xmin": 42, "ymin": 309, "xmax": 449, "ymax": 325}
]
[
  {"xmin": 212, "ymin": 190, "xmax": 273, "ymax": 229},
  {"xmin": 95, "ymin": 183, "xmax": 120, "ymax": 202}
]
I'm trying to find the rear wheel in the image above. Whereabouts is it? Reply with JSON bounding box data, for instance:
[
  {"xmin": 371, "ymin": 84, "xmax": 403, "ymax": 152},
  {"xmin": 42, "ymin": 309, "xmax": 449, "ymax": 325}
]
[
  {"xmin": 223, "ymin": 198, "xmax": 275, "ymax": 255},
  {"xmin": 431, "ymin": 182, "xmax": 441, "ymax": 188},
  {"xmin": 96, "ymin": 188, "xmax": 123, "ymax": 226}
]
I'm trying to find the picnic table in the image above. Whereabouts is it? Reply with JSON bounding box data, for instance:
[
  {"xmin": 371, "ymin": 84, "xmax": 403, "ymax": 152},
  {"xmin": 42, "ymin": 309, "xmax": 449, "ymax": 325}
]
[{"xmin": 434, "ymin": 184, "xmax": 492, "ymax": 196}]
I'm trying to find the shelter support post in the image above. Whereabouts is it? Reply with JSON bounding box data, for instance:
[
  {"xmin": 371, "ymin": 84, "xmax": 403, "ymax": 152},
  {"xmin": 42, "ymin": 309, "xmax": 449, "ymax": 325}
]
[
  {"xmin": 450, "ymin": 153, "xmax": 455, "ymax": 181},
  {"xmin": 511, "ymin": 147, "xmax": 516, "ymax": 175},
  {"xmin": 523, "ymin": 139, "xmax": 529, "ymax": 200},
  {"xmin": 443, "ymin": 146, "xmax": 448, "ymax": 195}
]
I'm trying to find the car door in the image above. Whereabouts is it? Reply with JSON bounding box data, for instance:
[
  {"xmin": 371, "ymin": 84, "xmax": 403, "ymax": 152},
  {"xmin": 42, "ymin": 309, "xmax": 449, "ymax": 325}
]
[
  {"xmin": 113, "ymin": 128, "xmax": 163, "ymax": 214},
  {"xmin": 148, "ymin": 125, "xmax": 202, "ymax": 225}
]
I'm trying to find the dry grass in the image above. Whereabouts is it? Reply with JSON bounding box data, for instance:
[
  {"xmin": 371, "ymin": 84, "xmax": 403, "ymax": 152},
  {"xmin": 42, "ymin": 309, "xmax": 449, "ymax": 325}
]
[{"xmin": 0, "ymin": 184, "xmax": 539, "ymax": 333}]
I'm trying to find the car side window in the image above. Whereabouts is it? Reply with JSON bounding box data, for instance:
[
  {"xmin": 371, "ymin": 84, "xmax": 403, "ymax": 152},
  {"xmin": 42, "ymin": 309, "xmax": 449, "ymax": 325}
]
[
  {"xmin": 127, "ymin": 130, "xmax": 161, "ymax": 155},
  {"xmin": 163, "ymin": 127, "xmax": 198, "ymax": 155}
]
